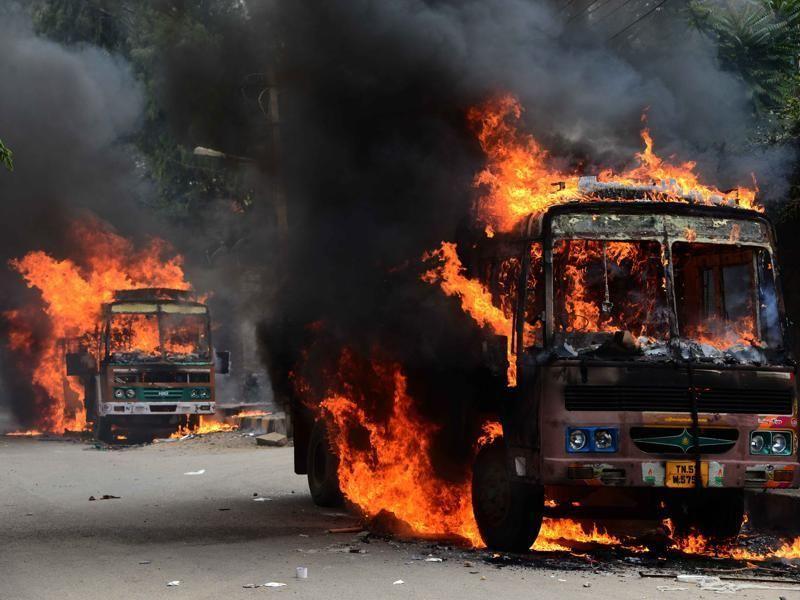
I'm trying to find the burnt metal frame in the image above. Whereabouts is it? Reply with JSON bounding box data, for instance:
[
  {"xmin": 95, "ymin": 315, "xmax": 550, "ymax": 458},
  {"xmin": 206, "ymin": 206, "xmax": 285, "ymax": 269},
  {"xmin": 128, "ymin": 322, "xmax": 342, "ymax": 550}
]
[{"xmin": 508, "ymin": 201, "xmax": 786, "ymax": 364}]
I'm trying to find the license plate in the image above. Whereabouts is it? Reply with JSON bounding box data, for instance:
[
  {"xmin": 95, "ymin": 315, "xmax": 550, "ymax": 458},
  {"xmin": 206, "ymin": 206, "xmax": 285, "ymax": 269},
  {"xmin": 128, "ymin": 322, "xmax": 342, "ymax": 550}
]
[{"xmin": 666, "ymin": 461, "xmax": 709, "ymax": 488}]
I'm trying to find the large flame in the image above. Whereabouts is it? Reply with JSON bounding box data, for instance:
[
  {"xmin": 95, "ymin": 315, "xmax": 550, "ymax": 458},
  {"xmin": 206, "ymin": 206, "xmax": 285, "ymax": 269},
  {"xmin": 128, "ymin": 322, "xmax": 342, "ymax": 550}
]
[
  {"xmin": 6, "ymin": 219, "xmax": 191, "ymax": 433},
  {"xmin": 422, "ymin": 242, "xmax": 516, "ymax": 385},
  {"xmin": 468, "ymin": 95, "xmax": 759, "ymax": 234},
  {"xmin": 322, "ymin": 358, "xmax": 482, "ymax": 545}
]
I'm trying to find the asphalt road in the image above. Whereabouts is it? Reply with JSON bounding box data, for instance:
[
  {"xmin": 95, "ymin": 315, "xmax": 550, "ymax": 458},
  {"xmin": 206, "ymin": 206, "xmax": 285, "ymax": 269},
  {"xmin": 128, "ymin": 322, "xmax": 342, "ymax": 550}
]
[{"xmin": 0, "ymin": 435, "xmax": 789, "ymax": 600}]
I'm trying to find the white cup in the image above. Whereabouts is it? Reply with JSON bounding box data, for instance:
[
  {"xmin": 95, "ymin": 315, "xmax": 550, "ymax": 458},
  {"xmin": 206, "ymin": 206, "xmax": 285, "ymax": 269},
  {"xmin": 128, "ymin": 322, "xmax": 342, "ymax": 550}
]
[{"xmin": 296, "ymin": 566, "xmax": 308, "ymax": 579}]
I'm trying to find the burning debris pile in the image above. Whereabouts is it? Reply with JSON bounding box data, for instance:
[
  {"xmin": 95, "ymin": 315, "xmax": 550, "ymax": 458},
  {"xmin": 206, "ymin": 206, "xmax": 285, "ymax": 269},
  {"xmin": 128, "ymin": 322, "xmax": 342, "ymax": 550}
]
[{"xmin": 4, "ymin": 219, "xmax": 191, "ymax": 433}]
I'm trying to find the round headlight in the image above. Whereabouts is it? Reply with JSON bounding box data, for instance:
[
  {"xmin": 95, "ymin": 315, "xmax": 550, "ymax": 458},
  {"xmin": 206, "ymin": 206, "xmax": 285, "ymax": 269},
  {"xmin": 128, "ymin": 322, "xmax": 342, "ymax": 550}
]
[
  {"xmin": 772, "ymin": 433, "xmax": 788, "ymax": 455},
  {"xmin": 750, "ymin": 433, "xmax": 766, "ymax": 453},
  {"xmin": 569, "ymin": 430, "xmax": 587, "ymax": 451},
  {"xmin": 594, "ymin": 430, "xmax": 613, "ymax": 450},
  {"xmin": 191, "ymin": 388, "xmax": 199, "ymax": 399},
  {"xmin": 114, "ymin": 388, "xmax": 125, "ymax": 399},
  {"xmin": 125, "ymin": 388, "xmax": 136, "ymax": 399},
  {"xmin": 201, "ymin": 388, "xmax": 210, "ymax": 399}
]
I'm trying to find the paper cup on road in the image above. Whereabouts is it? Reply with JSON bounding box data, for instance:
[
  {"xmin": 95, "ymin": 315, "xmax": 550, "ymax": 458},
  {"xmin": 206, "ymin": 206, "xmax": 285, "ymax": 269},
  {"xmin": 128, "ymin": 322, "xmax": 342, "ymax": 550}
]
[{"xmin": 296, "ymin": 566, "xmax": 308, "ymax": 579}]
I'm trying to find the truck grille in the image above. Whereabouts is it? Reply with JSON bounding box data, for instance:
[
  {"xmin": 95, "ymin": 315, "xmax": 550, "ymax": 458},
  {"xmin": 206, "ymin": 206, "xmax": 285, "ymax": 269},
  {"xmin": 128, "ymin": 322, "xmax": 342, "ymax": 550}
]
[
  {"xmin": 141, "ymin": 388, "xmax": 185, "ymax": 401},
  {"xmin": 565, "ymin": 385, "xmax": 793, "ymax": 415},
  {"xmin": 630, "ymin": 426, "xmax": 738, "ymax": 455}
]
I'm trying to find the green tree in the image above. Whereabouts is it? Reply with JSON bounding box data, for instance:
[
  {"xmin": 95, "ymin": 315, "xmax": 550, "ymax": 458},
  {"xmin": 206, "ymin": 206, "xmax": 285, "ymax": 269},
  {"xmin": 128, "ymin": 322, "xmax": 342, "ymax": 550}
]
[
  {"xmin": 690, "ymin": 0, "xmax": 800, "ymax": 116},
  {"xmin": 31, "ymin": 0, "xmax": 256, "ymax": 218},
  {"xmin": 0, "ymin": 138, "xmax": 13, "ymax": 172}
]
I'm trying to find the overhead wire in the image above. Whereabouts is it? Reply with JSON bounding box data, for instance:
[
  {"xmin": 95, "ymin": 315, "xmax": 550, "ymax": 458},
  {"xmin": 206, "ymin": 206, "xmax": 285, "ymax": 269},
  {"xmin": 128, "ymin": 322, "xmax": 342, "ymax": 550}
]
[{"xmin": 607, "ymin": 0, "xmax": 671, "ymax": 41}]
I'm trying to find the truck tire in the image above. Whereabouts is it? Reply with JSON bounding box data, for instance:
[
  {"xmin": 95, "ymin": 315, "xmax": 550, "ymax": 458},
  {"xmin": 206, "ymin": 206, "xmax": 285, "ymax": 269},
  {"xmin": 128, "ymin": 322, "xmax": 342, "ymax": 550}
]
[
  {"xmin": 307, "ymin": 419, "xmax": 344, "ymax": 507},
  {"xmin": 93, "ymin": 416, "xmax": 114, "ymax": 444},
  {"xmin": 666, "ymin": 490, "xmax": 744, "ymax": 538},
  {"xmin": 472, "ymin": 439, "xmax": 544, "ymax": 552}
]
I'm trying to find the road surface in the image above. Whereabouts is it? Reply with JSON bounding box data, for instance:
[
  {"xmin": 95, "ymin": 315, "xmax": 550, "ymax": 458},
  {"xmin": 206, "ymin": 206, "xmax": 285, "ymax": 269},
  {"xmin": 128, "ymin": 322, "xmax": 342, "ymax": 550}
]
[{"xmin": 0, "ymin": 434, "xmax": 789, "ymax": 599}]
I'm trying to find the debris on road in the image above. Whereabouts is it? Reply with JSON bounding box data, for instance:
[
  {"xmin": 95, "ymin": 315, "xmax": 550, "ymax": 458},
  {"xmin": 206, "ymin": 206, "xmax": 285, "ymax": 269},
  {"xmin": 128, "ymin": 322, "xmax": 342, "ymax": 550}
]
[
  {"xmin": 88, "ymin": 494, "xmax": 120, "ymax": 501},
  {"xmin": 256, "ymin": 432, "xmax": 288, "ymax": 447},
  {"xmin": 327, "ymin": 526, "xmax": 364, "ymax": 534},
  {"xmin": 263, "ymin": 582, "xmax": 287, "ymax": 588},
  {"xmin": 253, "ymin": 497, "xmax": 272, "ymax": 502},
  {"xmin": 166, "ymin": 580, "xmax": 180, "ymax": 587},
  {"xmin": 184, "ymin": 469, "xmax": 205, "ymax": 475},
  {"xmin": 424, "ymin": 557, "xmax": 443, "ymax": 562},
  {"xmin": 393, "ymin": 580, "xmax": 404, "ymax": 585},
  {"xmin": 296, "ymin": 566, "xmax": 308, "ymax": 579}
]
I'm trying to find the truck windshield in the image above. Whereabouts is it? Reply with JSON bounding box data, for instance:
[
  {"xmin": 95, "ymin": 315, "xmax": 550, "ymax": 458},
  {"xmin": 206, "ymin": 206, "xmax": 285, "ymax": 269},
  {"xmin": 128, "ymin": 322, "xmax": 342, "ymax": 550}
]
[
  {"xmin": 672, "ymin": 243, "xmax": 783, "ymax": 354},
  {"xmin": 553, "ymin": 239, "xmax": 670, "ymax": 352},
  {"xmin": 108, "ymin": 309, "xmax": 210, "ymax": 363}
]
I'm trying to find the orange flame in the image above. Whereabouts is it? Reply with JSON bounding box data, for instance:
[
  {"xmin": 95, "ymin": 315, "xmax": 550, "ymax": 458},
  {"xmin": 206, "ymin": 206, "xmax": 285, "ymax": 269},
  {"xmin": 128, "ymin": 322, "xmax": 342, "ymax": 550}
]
[
  {"xmin": 468, "ymin": 95, "xmax": 760, "ymax": 234},
  {"xmin": 322, "ymin": 360, "xmax": 482, "ymax": 545},
  {"xmin": 6, "ymin": 219, "xmax": 191, "ymax": 433},
  {"xmin": 422, "ymin": 242, "xmax": 516, "ymax": 385},
  {"xmin": 170, "ymin": 416, "xmax": 237, "ymax": 438}
]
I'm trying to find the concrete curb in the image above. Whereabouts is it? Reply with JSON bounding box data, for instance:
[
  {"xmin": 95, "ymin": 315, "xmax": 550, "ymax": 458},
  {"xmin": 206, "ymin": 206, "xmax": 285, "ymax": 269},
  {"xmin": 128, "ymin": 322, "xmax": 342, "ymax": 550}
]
[{"xmin": 235, "ymin": 412, "xmax": 292, "ymax": 438}]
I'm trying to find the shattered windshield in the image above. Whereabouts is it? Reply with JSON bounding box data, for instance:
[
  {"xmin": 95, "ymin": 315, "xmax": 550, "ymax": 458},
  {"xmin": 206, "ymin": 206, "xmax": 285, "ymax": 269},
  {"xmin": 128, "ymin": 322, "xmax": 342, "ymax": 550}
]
[
  {"xmin": 108, "ymin": 305, "xmax": 210, "ymax": 363},
  {"xmin": 161, "ymin": 313, "xmax": 210, "ymax": 361},
  {"xmin": 672, "ymin": 243, "xmax": 783, "ymax": 362},
  {"xmin": 553, "ymin": 240, "xmax": 671, "ymax": 357},
  {"xmin": 108, "ymin": 313, "xmax": 162, "ymax": 362}
]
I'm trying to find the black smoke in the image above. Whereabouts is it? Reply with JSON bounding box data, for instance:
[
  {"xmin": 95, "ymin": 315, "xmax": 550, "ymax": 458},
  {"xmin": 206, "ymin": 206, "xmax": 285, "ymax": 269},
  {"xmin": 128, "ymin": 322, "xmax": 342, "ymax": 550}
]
[{"xmin": 0, "ymin": 7, "xmax": 148, "ymax": 428}]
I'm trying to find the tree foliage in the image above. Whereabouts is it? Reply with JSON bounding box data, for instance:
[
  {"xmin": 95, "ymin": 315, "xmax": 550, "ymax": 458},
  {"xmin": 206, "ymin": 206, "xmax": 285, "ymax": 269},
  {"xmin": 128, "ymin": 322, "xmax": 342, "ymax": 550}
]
[
  {"xmin": 0, "ymin": 138, "xmax": 13, "ymax": 172},
  {"xmin": 690, "ymin": 0, "xmax": 800, "ymax": 117},
  {"xmin": 31, "ymin": 0, "xmax": 258, "ymax": 218}
]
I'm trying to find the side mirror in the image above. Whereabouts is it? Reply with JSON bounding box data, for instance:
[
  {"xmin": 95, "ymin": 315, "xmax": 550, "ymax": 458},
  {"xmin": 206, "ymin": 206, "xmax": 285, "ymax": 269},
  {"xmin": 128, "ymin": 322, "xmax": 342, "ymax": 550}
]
[
  {"xmin": 66, "ymin": 352, "xmax": 95, "ymax": 377},
  {"xmin": 482, "ymin": 335, "xmax": 509, "ymax": 379},
  {"xmin": 215, "ymin": 350, "xmax": 231, "ymax": 375}
]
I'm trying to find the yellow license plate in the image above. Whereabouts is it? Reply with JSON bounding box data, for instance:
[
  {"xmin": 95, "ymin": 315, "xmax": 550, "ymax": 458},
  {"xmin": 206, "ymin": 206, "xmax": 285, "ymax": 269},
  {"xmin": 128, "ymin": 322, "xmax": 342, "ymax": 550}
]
[{"xmin": 666, "ymin": 461, "xmax": 709, "ymax": 488}]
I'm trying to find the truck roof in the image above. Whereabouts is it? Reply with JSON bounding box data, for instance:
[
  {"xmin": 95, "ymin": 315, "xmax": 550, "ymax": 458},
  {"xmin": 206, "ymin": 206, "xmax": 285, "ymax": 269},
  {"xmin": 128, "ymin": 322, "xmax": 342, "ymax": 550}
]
[
  {"xmin": 112, "ymin": 288, "xmax": 195, "ymax": 303},
  {"xmin": 511, "ymin": 199, "xmax": 770, "ymax": 241}
]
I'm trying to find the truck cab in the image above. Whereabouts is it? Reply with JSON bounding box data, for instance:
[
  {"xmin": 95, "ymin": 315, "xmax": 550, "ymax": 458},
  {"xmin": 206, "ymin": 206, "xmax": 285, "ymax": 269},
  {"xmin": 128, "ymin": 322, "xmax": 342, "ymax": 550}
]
[{"xmin": 67, "ymin": 288, "xmax": 229, "ymax": 442}]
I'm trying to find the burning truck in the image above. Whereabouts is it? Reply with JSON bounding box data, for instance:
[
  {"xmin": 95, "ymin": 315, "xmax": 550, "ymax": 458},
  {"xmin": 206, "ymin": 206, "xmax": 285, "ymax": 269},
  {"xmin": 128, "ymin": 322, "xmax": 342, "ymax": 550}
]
[
  {"xmin": 286, "ymin": 97, "xmax": 799, "ymax": 552},
  {"xmin": 66, "ymin": 288, "xmax": 229, "ymax": 442},
  {"xmin": 299, "ymin": 185, "xmax": 798, "ymax": 551}
]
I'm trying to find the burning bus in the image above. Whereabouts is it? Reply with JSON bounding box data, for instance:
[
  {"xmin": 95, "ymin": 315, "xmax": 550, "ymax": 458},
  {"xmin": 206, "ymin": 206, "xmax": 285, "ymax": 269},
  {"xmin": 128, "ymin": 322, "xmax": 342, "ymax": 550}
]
[{"xmin": 66, "ymin": 288, "xmax": 229, "ymax": 442}]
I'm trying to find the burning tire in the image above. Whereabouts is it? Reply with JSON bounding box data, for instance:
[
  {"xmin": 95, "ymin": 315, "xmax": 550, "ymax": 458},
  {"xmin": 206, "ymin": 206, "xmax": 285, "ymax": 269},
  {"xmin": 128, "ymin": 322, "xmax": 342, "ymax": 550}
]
[
  {"xmin": 665, "ymin": 490, "xmax": 745, "ymax": 538},
  {"xmin": 472, "ymin": 438, "xmax": 543, "ymax": 552},
  {"xmin": 307, "ymin": 419, "xmax": 344, "ymax": 507}
]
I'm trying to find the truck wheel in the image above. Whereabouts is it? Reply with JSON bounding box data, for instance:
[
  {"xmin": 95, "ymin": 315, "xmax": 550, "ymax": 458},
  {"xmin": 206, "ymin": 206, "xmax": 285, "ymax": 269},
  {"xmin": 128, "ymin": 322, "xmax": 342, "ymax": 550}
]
[
  {"xmin": 472, "ymin": 439, "xmax": 543, "ymax": 552},
  {"xmin": 307, "ymin": 419, "xmax": 344, "ymax": 507},
  {"xmin": 666, "ymin": 490, "xmax": 744, "ymax": 538},
  {"xmin": 93, "ymin": 416, "xmax": 114, "ymax": 444}
]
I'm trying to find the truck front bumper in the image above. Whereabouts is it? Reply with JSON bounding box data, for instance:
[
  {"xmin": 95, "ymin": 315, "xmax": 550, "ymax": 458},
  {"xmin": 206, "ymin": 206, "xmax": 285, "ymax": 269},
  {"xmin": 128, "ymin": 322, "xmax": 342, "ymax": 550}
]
[
  {"xmin": 99, "ymin": 402, "xmax": 216, "ymax": 416},
  {"xmin": 536, "ymin": 456, "xmax": 800, "ymax": 489}
]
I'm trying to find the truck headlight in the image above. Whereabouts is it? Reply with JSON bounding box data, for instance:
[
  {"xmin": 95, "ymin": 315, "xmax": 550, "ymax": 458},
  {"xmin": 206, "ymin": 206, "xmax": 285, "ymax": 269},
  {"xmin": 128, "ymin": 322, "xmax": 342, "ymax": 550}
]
[
  {"xmin": 750, "ymin": 432, "xmax": 767, "ymax": 454},
  {"xmin": 568, "ymin": 429, "xmax": 588, "ymax": 452},
  {"xmin": 114, "ymin": 388, "xmax": 125, "ymax": 399},
  {"xmin": 594, "ymin": 429, "xmax": 614, "ymax": 450},
  {"xmin": 772, "ymin": 433, "xmax": 789, "ymax": 455},
  {"xmin": 750, "ymin": 430, "xmax": 792, "ymax": 455},
  {"xmin": 125, "ymin": 388, "xmax": 136, "ymax": 399}
]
